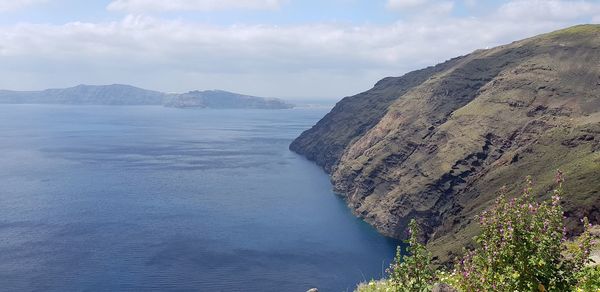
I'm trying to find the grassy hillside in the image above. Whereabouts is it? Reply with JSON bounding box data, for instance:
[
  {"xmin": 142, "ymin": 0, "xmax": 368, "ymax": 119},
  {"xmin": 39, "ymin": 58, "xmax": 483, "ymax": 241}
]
[{"xmin": 291, "ymin": 24, "xmax": 600, "ymax": 263}]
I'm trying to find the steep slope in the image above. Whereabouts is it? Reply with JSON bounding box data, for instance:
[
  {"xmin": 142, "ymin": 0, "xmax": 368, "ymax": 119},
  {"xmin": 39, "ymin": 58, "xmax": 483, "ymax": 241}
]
[
  {"xmin": 291, "ymin": 25, "xmax": 600, "ymax": 263},
  {"xmin": 289, "ymin": 57, "xmax": 465, "ymax": 172}
]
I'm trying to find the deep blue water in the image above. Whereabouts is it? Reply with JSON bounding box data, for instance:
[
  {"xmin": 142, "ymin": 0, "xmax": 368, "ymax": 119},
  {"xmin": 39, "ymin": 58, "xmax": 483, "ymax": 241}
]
[{"xmin": 0, "ymin": 105, "xmax": 397, "ymax": 292}]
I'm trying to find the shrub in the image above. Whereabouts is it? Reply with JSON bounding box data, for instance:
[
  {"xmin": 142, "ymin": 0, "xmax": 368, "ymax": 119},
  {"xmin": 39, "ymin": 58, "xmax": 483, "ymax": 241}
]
[
  {"xmin": 355, "ymin": 171, "xmax": 596, "ymax": 292},
  {"xmin": 355, "ymin": 220, "xmax": 436, "ymax": 292},
  {"xmin": 454, "ymin": 172, "xmax": 593, "ymax": 291},
  {"xmin": 575, "ymin": 265, "xmax": 600, "ymax": 291},
  {"xmin": 386, "ymin": 219, "xmax": 435, "ymax": 292},
  {"xmin": 355, "ymin": 279, "xmax": 396, "ymax": 292}
]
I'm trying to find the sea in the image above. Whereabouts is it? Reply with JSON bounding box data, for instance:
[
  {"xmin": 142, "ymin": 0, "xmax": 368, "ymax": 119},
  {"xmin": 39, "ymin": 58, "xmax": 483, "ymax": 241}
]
[{"xmin": 0, "ymin": 105, "xmax": 397, "ymax": 291}]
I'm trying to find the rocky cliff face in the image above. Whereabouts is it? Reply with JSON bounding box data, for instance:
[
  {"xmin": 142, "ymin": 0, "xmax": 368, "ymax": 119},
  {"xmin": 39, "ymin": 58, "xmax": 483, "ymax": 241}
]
[{"xmin": 291, "ymin": 25, "xmax": 600, "ymax": 263}]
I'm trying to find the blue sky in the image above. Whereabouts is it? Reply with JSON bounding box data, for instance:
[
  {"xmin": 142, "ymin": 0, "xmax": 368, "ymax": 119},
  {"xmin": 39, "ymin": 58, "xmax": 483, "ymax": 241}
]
[
  {"xmin": 0, "ymin": 0, "xmax": 599, "ymax": 99},
  {"xmin": 1, "ymin": 0, "xmax": 505, "ymax": 25}
]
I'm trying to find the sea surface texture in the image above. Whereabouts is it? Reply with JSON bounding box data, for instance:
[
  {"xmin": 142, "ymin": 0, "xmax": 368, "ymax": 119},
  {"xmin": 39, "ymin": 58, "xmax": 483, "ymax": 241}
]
[{"xmin": 0, "ymin": 105, "xmax": 396, "ymax": 291}]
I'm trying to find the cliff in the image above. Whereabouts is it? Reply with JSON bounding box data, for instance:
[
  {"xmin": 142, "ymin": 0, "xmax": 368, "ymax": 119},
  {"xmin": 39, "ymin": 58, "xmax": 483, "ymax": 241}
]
[{"xmin": 290, "ymin": 24, "xmax": 600, "ymax": 263}]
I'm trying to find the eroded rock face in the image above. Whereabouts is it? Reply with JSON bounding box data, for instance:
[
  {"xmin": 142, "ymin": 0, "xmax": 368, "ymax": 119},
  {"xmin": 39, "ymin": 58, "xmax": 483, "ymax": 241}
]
[{"xmin": 290, "ymin": 25, "xmax": 600, "ymax": 263}]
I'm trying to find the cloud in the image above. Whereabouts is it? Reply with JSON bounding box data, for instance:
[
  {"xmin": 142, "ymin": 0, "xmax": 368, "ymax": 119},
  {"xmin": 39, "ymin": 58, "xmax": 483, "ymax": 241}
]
[
  {"xmin": 107, "ymin": 0, "xmax": 285, "ymax": 12},
  {"xmin": 463, "ymin": 0, "xmax": 477, "ymax": 7},
  {"xmin": 387, "ymin": 0, "xmax": 429, "ymax": 9},
  {"xmin": 0, "ymin": 0, "xmax": 45, "ymax": 12},
  {"xmin": 0, "ymin": 0, "xmax": 598, "ymax": 98},
  {"xmin": 425, "ymin": 1, "xmax": 455, "ymax": 15},
  {"xmin": 497, "ymin": 0, "xmax": 600, "ymax": 21},
  {"xmin": 386, "ymin": 0, "xmax": 455, "ymax": 17}
]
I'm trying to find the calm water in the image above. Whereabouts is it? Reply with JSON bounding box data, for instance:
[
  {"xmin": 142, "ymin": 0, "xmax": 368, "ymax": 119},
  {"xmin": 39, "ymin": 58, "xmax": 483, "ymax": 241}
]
[{"xmin": 0, "ymin": 105, "xmax": 397, "ymax": 292}]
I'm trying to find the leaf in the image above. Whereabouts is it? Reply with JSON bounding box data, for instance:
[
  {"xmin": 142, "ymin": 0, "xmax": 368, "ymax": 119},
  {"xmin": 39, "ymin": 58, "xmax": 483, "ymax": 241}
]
[{"xmin": 512, "ymin": 271, "xmax": 520, "ymax": 279}]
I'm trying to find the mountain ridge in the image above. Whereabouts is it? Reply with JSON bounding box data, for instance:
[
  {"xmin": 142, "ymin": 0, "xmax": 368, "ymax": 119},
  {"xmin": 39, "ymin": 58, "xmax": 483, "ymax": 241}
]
[
  {"xmin": 0, "ymin": 84, "xmax": 293, "ymax": 109},
  {"xmin": 290, "ymin": 24, "xmax": 600, "ymax": 263}
]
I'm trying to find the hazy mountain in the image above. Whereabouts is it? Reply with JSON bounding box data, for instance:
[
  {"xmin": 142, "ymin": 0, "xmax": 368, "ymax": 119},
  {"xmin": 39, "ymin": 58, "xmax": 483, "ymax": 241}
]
[
  {"xmin": 290, "ymin": 24, "xmax": 600, "ymax": 263},
  {"xmin": 0, "ymin": 84, "xmax": 293, "ymax": 109},
  {"xmin": 0, "ymin": 84, "xmax": 167, "ymax": 105},
  {"xmin": 164, "ymin": 90, "xmax": 293, "ymax": 109}
]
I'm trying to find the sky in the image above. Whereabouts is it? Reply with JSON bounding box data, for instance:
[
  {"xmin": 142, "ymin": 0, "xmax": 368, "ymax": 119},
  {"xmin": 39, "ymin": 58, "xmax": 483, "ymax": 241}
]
[{"xmin": 0, "ymin": 0, "xmax": 599, "ymax": 100}]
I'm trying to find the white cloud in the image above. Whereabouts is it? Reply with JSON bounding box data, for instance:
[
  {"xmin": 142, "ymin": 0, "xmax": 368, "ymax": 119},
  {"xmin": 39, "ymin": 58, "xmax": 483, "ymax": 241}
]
[
  {"xmin": 497, "ymin": 0, "xmax": 600, "ymax": 21},
  {"xmin": 0, "ymin": 0, "xmax": 598, "ymax": 98},
  {"xmin": 463, "ymin": 0, "xmax": 477, "ymax": 7},
  {"xmin": 107, "ymin": 0, "xmax": 285, "ymax": 12},
  {"xmin": 387, "ymin": 0, "xmax": 455, "ymax": 17},
  {"xmin": 387, "ymin": 0, "xmax": 430, "ymax": 10},
  {"xmin": 426, "ymin": 1, "xmax": 455, "ymax": 15},
  {"xmin": 0, "ymin": 0, "xmax": 45, "ymax": 12}
]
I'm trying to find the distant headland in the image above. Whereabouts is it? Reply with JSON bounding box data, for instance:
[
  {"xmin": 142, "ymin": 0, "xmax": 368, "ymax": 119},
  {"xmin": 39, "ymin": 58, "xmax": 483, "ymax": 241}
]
[{"xmin": 0, "ymin": 84, "xmax": 294, "ymax": 109}]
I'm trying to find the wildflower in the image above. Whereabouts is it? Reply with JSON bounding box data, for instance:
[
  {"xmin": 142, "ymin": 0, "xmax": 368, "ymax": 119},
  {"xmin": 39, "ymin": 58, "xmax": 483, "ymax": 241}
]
[
  {"xmin": 554, "ymin": 169, "xmax": 564, "ymax": 184},
  {"xmin": 454, "ymin": 172, "xmax": 593, "ymax": 291}
]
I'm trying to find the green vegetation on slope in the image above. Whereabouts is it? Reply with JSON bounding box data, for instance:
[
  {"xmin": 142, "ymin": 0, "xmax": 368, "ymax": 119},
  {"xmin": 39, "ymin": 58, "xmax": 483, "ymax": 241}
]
[
  {"xmin": 356, "ymin": 175, "xmax": 599, "ymax": 292},
  {"xmin": 290, "ymin": 24, "xmax": 600, "ymax": 263}
]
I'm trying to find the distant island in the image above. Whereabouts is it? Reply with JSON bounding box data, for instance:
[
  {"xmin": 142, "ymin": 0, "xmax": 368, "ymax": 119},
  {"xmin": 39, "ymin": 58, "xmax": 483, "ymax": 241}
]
[
  {"xmin": 0, "ymin": 84, "xmax": 294, "ymax": 109},
  {"xmin": 164, "ymin": 90, "xmax": 293, "ymax": 109}
]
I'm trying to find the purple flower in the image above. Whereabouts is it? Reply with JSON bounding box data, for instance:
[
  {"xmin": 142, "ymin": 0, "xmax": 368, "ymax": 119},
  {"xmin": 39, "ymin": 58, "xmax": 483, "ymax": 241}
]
[{"xmin": 555, "ymin": 169, "xmax": 564, "ymax": 184}]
